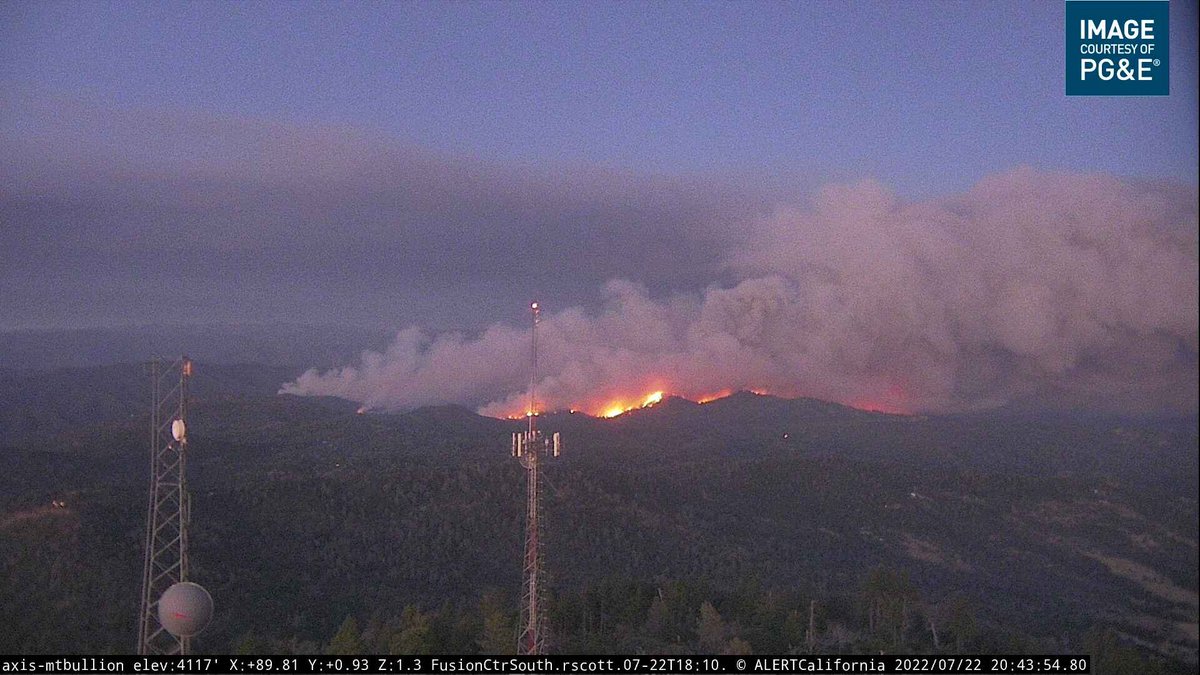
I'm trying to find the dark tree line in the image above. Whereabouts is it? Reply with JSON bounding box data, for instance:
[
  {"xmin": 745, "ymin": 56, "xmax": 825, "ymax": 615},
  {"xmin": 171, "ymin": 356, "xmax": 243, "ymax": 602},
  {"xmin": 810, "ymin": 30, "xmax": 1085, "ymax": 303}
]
[{"xmin": 218, "ymin": 571, "xmax": 1176, "ymax": 675}]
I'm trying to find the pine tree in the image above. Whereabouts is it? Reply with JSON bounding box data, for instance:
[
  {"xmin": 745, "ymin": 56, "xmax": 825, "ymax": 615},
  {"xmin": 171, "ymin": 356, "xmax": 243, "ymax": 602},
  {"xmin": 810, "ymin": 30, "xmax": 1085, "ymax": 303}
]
[
  {"xmin": 327, "ymin": 616, "xmax": 365, "ymax": 656},
  {"xmin": 697, "ymin": 601, "xmax": 727, "ymax": 653},
  {"xmin": 390, "ymin": 605, "xmax": 432, "ymax": 655}
]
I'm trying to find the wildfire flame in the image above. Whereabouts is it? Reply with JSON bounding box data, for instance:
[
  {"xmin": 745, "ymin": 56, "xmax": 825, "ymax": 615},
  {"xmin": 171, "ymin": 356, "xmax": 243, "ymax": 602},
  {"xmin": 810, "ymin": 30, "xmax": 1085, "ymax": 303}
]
[
  {"xmin": 495, "ymin": 385, "xmax": 911, "ymax": 419},
  {"xmin": 600, "ymin": 405, "xmax": 626, "ymax": 419},
  {"xmin": 696, "ymin": 390, "xmax": 732, "ymax": 404},
  {"xmin": 599, "ymin": 390, "xmax": 664, "ymax": 418}
]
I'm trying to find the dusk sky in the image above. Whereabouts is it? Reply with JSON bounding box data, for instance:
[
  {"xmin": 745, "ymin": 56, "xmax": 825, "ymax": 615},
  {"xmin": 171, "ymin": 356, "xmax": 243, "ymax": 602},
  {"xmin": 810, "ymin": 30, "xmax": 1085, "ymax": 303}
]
[{"xmin": 2, "ymin": 1, "xmax": 1197, "ymax": 414}]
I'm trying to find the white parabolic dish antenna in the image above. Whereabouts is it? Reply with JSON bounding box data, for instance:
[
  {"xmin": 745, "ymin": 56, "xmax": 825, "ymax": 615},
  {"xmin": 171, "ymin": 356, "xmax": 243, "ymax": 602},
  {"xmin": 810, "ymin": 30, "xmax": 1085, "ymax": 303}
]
[
  {"xmin": 171, "ymin": 419, "xmax": 186, "ymax": 442},
  {"xmin": 157, "ymin": 581, "xmax": 213, "ymax": 638}
]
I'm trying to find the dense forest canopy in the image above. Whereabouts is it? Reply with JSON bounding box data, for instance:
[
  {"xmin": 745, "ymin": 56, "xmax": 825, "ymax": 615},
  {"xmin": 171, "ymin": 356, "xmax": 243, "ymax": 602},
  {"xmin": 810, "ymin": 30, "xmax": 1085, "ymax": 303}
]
[{"xmin": 1, "ymin": 364, "xmax": 1195, "ymax": 673}]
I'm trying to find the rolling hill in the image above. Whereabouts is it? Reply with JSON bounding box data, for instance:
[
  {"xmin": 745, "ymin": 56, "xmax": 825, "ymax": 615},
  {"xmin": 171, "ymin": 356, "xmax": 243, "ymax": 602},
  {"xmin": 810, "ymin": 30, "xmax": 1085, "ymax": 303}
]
[{"xmin": 0, "ymin": 363, "xmax": 1195, "ymax": 668}]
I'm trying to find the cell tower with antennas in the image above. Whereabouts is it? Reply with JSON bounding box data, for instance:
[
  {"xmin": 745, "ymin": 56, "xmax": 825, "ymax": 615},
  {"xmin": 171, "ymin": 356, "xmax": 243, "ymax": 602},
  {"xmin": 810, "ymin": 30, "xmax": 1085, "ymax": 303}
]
[
  {"xmin": 137, "ymin": 357, "xmax": 212, "ymax": 655},
  {"xmin": 509, "ymin": 302, "xmax": 562, "ymax": 655}
]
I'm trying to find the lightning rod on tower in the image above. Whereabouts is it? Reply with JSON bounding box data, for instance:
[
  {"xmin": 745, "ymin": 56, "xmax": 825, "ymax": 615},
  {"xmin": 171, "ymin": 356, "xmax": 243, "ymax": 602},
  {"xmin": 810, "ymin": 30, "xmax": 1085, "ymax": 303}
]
[{"xmin": 509, "ymin": 302, "xmax": 561, "ymax": 655}]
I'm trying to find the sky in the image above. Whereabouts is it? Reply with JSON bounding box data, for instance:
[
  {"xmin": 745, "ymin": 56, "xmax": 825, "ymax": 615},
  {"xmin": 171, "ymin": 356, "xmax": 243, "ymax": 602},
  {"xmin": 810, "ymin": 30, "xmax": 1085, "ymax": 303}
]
[
  {"xmin": 1, "ymin": 1, "xmax": 1197, "ymax": 415},
  {"xmin": 3, "ymin": 2, "xmax": 1197, "ymax": 191}
]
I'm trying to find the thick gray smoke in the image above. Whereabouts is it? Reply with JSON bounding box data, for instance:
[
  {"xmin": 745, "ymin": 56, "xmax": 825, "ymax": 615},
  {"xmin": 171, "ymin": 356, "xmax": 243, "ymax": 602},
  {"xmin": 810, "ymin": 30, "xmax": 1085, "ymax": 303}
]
[{"xmin": 282, "ymin": 168, "xmax": 1199, "ymax": 416}]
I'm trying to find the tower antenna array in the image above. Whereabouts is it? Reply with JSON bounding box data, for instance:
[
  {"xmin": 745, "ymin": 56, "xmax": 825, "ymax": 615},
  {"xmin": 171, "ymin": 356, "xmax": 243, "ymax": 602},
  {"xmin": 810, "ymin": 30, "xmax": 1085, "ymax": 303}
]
[
  {"xmin": 509, "ymin": 302, "xmax": 562, "ymax": 655},
  {"xmin": 137, "ymin": 356, "xmax": 202, "ymax": 655}
]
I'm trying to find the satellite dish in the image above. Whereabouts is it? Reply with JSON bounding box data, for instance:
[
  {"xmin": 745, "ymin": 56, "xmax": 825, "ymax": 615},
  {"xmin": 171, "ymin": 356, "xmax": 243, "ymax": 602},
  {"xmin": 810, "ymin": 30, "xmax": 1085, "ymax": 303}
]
[
  {"xmin": 157, "ymin": 581, "xmax": 213, "ymax": 638},
  {"xmin": 171, "ymin": 419, "xmax": 186, "ymax": 442}
]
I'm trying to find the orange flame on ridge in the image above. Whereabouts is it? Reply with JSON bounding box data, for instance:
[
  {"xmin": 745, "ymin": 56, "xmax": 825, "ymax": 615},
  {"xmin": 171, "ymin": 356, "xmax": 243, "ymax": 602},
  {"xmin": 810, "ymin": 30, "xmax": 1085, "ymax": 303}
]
[
  {"xmin": 599, "ymin": 390, "xmax": 664, "ymax": 418},
  {"xmin": 494, "ymin": 383, "xmax": 912, "ymax": 419},
  {"xmin": 696, "ymin": 390, "xmax": 733, "ymax": 404}
]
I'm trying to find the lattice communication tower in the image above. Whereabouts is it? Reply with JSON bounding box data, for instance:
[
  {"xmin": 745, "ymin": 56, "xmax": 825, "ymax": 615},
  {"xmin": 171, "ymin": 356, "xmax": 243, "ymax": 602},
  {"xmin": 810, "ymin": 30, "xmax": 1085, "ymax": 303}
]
[
  {"xmin": 509, "ymin": 302, "xmax": 562, "ymax": 655},
  {"xmin": 137, "ymin": 356, "xmax": 199, "ymax": 655}
]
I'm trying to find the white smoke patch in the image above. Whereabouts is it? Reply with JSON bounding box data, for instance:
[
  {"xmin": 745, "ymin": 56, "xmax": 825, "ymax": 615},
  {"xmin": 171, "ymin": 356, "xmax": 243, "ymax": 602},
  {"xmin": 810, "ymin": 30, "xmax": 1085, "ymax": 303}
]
[
  {"xmin": 282, "ymin": 324, "xmax": 530, "ymax": 411},
  {"xmin": 282, "ymin": 169, "xmax": 1199, "ymax": 416}
]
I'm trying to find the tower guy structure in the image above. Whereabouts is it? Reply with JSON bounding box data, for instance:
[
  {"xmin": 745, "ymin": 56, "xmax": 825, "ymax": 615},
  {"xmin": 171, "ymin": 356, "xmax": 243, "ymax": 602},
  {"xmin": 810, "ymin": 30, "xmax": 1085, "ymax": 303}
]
[
  {"xmin": 509, "ymin": 302, "xmax": 562, "ymax": 655},
  {"xmin": 137, "ymin": 356, "xmax": 196, "ymax": 655}
]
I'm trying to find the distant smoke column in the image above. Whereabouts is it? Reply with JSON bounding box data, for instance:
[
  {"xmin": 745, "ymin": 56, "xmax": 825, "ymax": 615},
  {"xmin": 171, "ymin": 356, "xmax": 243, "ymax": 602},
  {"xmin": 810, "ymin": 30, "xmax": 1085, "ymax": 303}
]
[
  {"xmin": 137, "ymin": 357, "xmax": 195, "ymax": 655},
  {"xmin": 509, "ymin": 302, "xmax": 561, "ymax": 655}
]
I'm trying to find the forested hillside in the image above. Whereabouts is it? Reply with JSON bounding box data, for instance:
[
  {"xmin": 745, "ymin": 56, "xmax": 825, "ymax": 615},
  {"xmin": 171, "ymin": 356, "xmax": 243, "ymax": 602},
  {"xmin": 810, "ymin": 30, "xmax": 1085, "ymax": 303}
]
[{"xmin": 1, "ymin": 365, "xmax": 1195, "ymax": 672}]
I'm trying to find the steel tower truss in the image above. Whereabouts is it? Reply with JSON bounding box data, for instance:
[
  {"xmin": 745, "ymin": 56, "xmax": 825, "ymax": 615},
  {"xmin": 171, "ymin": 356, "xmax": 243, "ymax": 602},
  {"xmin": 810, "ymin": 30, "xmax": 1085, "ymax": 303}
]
[
  {"xmin": 509, "ymin": 303, "xmax": 561, "ymax": 655},
  {"xmin": 137, "ymin": 357, "xmax": 193, "ymax": 655}
]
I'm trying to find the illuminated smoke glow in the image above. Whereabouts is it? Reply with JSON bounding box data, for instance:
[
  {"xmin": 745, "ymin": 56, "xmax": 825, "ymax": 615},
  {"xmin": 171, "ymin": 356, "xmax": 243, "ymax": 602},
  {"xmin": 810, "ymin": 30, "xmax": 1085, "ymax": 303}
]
[{"xmin": 282, "ymin": 169, "xmax": 1198, "ymax": 417}]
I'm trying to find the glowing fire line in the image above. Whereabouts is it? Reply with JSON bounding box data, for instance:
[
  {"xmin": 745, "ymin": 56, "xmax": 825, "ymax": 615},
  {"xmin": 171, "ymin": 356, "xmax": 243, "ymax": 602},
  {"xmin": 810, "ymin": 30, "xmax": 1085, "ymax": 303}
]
[
  {"xmin": 501, "ymin": 386, "xmax": 910, "ymax": 419},
  {"xmin": 600, "ymin": 390, "xmax": 664, "ymax": 418}
]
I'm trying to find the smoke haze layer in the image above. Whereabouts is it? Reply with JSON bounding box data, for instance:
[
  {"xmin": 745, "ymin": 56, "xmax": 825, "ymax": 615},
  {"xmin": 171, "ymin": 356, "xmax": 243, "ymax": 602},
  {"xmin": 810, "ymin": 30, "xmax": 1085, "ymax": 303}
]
[
  {"xmin": 281, "ymin": 169, "xmax": 1198, "ymax": 417},
  {"xmin": 0, "ymin": 95, "xmax": 763, "ymax": 331}
]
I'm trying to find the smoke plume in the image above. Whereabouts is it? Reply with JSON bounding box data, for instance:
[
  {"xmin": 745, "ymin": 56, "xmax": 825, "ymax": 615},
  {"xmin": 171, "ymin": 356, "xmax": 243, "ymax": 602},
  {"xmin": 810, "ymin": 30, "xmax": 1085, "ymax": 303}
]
[{"xmin": 282, "ymin": 168, "xmax": 1198, "ymax": 416}]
